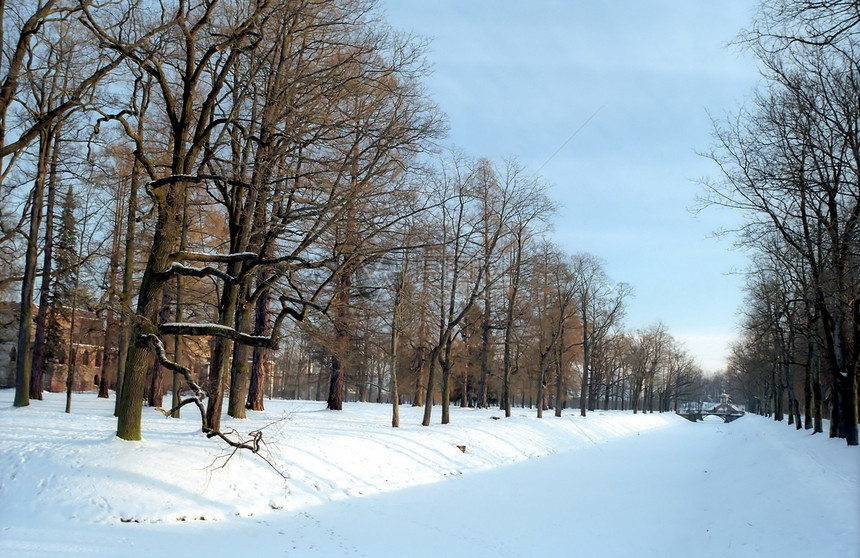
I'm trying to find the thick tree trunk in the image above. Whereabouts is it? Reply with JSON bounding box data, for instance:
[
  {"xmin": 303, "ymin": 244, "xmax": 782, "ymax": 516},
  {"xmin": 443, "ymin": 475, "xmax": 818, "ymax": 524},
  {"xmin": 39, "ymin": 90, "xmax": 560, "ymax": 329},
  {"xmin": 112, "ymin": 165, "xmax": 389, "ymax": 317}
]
[
  {"xmin": 421, "ymin": 347, "xmax": 441, "ymax": 426},
  {"xmin": 773, "ymin": 364, "xmax": 784, "ymax": 422},
  {"xmin": 147, "ymin": 291, "xmax": 171, "ymax": 409},
  {"xmin": 327, "ymin": 339, "xmax": 347, "ymax": 410},
  {"xmin": 440, "ymin": 364, "xmax": 451, "ymax": 424},
  {"xmin": 327, "ymin": 261, "xmax": 353, "ymax": 411},
  {"xmin": 228, "ymin": 294, "xmax": 252, "ymax": 419},
  {"xmin": 205, "ymin": 281, "xmax": 240, "ymax": 430},
  {"xmin": 247, "ymin": 286, "xmax": 270, "ymax": 412},
  {"xmin": 114, "ymin": 165, "xmax": 138, "ymax": 418},
  {"xmin": 441, "ymin": 338, "xmax": 454, "ymax": 424},
  {"xmin": 116, "ymin": 179, "xmax": 185, "ymax": 441}
]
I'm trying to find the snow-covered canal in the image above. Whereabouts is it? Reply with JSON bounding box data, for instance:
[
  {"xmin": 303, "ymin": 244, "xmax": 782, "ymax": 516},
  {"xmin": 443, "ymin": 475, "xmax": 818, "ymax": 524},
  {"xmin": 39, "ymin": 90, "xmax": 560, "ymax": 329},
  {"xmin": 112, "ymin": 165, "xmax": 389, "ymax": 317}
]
[
  {"xmin": 1, "ymin": 392, "xmax": 857, "ymax": 557},
  {"xmin": 206, "ymin": 416, "xmax": 858, "ymax": 557}
]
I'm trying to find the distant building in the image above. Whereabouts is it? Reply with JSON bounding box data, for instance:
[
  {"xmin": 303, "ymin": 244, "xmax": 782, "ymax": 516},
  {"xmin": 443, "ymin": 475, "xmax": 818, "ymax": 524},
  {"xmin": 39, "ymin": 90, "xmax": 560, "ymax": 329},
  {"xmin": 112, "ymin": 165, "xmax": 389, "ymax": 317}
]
[
  {"xmin": 0, "ymin": 301, "xmax": 111, "ymax": 391},
  {"xmin": 0, "ymin": 301, "xmax": 277, "ymax": 401}
]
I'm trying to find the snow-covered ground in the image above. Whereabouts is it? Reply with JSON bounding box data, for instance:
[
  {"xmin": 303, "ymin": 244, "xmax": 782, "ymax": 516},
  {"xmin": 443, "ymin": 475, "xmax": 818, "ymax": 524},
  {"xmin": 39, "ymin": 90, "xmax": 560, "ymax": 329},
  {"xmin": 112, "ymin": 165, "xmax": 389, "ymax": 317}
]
[{"xmin": 1, "ymin": 390, "xmax": 857, "ymax": 557}]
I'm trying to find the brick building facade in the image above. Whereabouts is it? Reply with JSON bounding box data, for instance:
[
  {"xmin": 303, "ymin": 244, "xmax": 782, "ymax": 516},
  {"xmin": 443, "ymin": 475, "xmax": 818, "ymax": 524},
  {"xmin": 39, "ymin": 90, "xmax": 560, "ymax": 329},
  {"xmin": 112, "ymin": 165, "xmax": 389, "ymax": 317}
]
[{"xmin": 0, "ymin": 301, "xmax": 213, "ymax": 395}]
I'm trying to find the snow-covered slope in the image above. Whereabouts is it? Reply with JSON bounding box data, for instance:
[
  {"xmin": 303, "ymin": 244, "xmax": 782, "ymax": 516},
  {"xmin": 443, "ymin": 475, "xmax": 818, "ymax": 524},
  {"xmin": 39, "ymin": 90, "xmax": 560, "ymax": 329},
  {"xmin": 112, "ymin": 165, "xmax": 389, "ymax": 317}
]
[
  {"xmin": 0, "ymin": 390, "xmax": 670, "ymax": 523},
  {"xmin": 1, "ymin": 390, "xmax": 857, "ymax": 557}
]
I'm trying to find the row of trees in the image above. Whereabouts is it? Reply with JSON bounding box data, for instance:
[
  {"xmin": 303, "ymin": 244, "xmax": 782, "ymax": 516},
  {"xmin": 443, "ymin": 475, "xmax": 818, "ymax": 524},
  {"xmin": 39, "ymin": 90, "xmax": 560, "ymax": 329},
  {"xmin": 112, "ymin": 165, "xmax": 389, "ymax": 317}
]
[
  {"xmin": 2, "ymin": 0, "xmax": 709, "ymax": 447},
  {"xmin": 254, "ymin": 255, "xmax": 705, "ymax": 423},
  {"xmin": 704, "ymin": 0, "xmax": 859, "ymax": 445}
]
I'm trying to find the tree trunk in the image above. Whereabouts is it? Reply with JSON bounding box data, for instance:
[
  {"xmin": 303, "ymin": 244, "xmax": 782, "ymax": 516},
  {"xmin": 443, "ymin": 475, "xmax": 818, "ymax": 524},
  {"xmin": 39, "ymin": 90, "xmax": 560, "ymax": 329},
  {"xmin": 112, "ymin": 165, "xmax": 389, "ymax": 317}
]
[
  {"xmin": 412, "ymin": 258, "xmax": 430, "ymax": 407},
  {"xmin": 247, "ymin": 285, "xmax": 270, "ymax": 412},
  {"xmin": 536, "ymin": 354, "xmax": 547, "ymax": 419},
  {"xmin": 116, "ymin": 179, "xmax": 185, "ymax": 440},
  {"xmin": 812, "ymin": 343, "xmax": 823, "ymax": 434},
  {"xmin": 327, "ymin": 341, "xmax": 347, "ymax": 410},
  {"xmin": 804, "ymin": 347, "xmax": 814, "ymax": 430},
  {"xmin": 98, "ymin": 204, "xmax": 122, "ymax": 399},
  {"xmin": 391, "ymin": 301, "xmax": 401, "ymax": 427},
  {"xmin": 461, "ymin": 360, "xmax": 469, "ymax": 408},
  {"xmin": 171, "ymin": 190, "xmax": 188, "ymax": 417},
  {"xmin": 206, "ymin": 281, "xmax": 240, "ymax": 429},
  {"xmin": 773, "ymin": 363, "xmax": 784, "ymax": 422},
  {"xmin": 228, "ymin": 289, "xmax": 253, "ymax": 419},
  {"xmin": 440, "ymin": 364, "xmax": 450, "ymax": 424},
  {"xmin": 554, "ymin": 325, "xmax": 565, "ymax": 417},
  {"xmin": 64, "ymin": 302, "xmax": 78, "ymax": 414},
  {"xmin": 501, "ymin": 325, "xmax": 513, "ymax": 418},
  {"xmin": 30, "ymin": 130, "xmax": 61, "ymax": 399},
  {"xmin": 114, "ymin": 149, "xmax": 140, "ymax": 418},
  {"xmin": 98, "ymin": 301, "xmax": 117, "ymax": 399},
  {"xmin": 147, "ymin": 291, "xmax": 171, "ymax": 409},
  {"xmin": 14, "ymin": 127, "xmax": 55, "ymax": 407},
  {"xmin": 554, "ymin": 360, "xmax": 564, "ymax": 417},
  {"xmin": 65, "ymin": 199, "xmax": 86, "ymax": 414},
  {"xmin": 327, "ymin": 263, "xmax": 352, "ymax": 411},
  {"xmin": 421, "ymin": 347, "xmax": 441, "ymax": 426},
  {"xmin": 632, "ymin": 378, "xmax": 643, "ymax": 414},
  {"xmin": 441, "ymin": 337, "xmax": 454, "ymax": 424},
  {"xmin": 579, "ymin": 302, "xmax": 589, "ymax": 417},
  {"xmin": 478, "ymin": 273, "xmax": 491, "ymax": 409}
]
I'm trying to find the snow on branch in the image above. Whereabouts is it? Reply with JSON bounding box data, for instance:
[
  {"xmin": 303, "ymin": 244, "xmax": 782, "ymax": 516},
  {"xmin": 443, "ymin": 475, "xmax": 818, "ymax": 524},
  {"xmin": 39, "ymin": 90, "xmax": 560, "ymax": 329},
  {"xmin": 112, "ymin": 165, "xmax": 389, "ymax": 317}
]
[
  {"xmin": 160, "ymin": 322, "xmax": 277, "ymax": 347},
  {"xmin": 158, "ymin": 262, "xmax": 236, "ymax": 283},
  {"xmin": 170, "ymin": 251, "xmax": 260, "ymax": 264},
  {"xmin": 158, "ymin": 296, "xmax": 312, "ymax": 349}
]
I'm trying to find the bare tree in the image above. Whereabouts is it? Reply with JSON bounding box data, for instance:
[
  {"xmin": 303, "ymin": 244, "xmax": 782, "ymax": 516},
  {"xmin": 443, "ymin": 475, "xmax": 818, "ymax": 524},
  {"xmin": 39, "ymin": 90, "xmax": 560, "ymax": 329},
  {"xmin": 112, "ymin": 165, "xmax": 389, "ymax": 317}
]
[
  {"xmin": 628, "ymin": 324, "xmax": 669, "ymax": 414},
  {"xmin": 80, "ymin": 0, "xmax": 274, "ymax": 440},
  {"xmin": 531, "ymin": 243, "xmax": 576, "ymax": 418},
  {"xmin": 570, "ymin": 253, "xmax": 629, "ymax": 416},
  {"xmin": 10, "ymin": 3, "xmax": 117, "ymax": 406},
  {"xmin": 703, "ymin": 16, "xmax": 859, "ymax": 442}
]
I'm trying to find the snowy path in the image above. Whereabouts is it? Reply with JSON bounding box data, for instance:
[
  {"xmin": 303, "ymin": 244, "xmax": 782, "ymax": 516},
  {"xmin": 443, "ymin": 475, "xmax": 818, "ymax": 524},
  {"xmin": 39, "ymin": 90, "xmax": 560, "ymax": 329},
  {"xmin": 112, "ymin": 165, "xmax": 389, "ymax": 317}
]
[{"xmin": 2, "ymin": 400, "xmax": 856, "ymax": 557}]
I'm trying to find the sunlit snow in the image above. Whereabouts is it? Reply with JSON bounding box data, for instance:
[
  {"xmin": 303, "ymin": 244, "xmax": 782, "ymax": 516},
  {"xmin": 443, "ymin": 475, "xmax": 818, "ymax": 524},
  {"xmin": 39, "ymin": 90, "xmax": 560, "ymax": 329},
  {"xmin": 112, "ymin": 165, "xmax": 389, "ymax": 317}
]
[{"xmin": 1, "ymin": 390, "xmax": 857, "ymax": 557}]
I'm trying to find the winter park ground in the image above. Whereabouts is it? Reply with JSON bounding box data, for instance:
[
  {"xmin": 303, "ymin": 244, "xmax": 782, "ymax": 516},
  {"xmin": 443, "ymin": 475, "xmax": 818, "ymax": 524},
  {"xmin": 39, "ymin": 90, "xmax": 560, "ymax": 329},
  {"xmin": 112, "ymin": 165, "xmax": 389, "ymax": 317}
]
[{"xmin": 0, "ymin": 390, "xmax": 857, "ymax": 558}]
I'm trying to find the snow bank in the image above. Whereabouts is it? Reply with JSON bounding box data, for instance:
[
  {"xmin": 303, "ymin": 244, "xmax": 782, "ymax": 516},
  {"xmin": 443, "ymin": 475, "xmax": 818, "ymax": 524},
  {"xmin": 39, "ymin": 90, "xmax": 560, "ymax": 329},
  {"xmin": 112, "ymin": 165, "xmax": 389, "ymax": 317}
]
[{"xmin": 0, "ymin": 390, "xmax": 671, "ymax": 524}]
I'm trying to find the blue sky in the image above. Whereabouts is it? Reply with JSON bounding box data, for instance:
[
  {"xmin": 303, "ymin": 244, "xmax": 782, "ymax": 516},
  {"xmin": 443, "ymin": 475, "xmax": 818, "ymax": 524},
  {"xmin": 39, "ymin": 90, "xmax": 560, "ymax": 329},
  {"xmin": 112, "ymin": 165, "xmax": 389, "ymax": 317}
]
[{"xmin": 381, "ymin": 0, "xmax": 762, "ymax": 373}]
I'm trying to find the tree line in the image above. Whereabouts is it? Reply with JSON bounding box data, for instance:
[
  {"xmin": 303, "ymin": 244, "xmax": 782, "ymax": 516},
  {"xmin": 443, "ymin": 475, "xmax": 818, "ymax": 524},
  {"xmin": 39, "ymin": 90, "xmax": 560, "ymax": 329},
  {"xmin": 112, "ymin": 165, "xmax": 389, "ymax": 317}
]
[
  {"xmin": 703, "ymin": 0, "xmax": 859, "ymax": 446},
  {"xmin": 3, "ymin": 0, "xmax": 723, "ymax": 448}
]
